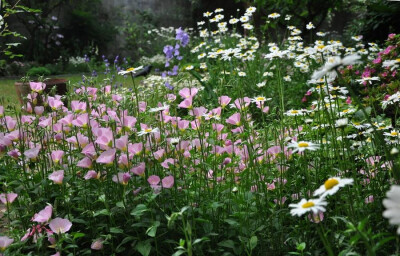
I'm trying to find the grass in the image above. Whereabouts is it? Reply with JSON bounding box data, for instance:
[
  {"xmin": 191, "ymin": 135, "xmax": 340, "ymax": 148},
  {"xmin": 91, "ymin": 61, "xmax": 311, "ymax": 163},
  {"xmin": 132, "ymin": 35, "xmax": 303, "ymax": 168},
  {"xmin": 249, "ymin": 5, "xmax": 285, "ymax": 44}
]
[{"xmin": 0, "ymin": 73, "xmax": 142, "ymax": 108}]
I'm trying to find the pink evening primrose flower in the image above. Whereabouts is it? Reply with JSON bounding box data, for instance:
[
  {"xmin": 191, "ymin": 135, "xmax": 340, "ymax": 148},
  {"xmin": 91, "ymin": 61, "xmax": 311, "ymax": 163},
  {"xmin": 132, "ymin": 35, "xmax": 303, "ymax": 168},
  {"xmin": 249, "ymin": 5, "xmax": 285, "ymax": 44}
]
[
  {"xmin": 147, "ymin": 175, "xmax": 161, "ymax": 188},
  {"xmin": 49, "ymin": 170, "xmax": 64, "ymax": 185},
  {"xmin": 49, "ymin": 217, "xmax": 72, "ymax": 234},
  {"xmin": 0, "ymin": 236, "xmax": 14, "ymax": 252},
  {"xmin": 32, "ymin": 205, "xmax": 53, "ymax": 223},
  {"xmin": 0, "ymin": 193, "xmax": 18, "ymax": 205},
  {"xmin": 51, "ymin": 150, "xmax": 64, "ymax": 165},
  {"xmin": 112, "ymin": 172, "xmax": 131, "ymax": 185},
  {"xmin": 91, "ymin": 239, "xmax": 104, "ymax": 250},
  {"xmin": 162, "ymin": 175, "xmax": 175, "ymax": 188},
  {"xmin": 29, "ymin": 82, "xmax": 46, "ymax": 93},
  {"xmin": 96, "ymin": 148, "xmax": 116, "ymax": 164}
]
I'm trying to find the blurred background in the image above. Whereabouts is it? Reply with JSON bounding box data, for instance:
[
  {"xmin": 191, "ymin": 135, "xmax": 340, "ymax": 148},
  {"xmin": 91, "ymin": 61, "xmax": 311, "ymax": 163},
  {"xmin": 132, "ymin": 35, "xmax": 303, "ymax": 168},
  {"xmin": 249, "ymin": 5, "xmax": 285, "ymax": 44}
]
[{"xmin": 1, "ymin": 0, "xmax": 400, "ymax": 77}]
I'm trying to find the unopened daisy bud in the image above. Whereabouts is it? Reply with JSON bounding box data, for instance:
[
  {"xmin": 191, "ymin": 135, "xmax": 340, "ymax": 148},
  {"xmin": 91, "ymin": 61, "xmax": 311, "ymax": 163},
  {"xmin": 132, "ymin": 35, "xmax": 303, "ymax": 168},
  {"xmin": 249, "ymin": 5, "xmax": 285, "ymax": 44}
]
[{"xmin": 391, "ymin": 147, "xmax": 399, "ymax": 155}]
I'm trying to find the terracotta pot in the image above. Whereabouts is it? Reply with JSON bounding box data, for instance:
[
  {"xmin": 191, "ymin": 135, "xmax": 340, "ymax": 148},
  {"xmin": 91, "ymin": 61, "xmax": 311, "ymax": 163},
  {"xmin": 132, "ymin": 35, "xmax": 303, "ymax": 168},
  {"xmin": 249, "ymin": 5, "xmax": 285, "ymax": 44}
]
[{"xmin": 14, "ymin": 78, "xmax": 68, "ymax": 105}]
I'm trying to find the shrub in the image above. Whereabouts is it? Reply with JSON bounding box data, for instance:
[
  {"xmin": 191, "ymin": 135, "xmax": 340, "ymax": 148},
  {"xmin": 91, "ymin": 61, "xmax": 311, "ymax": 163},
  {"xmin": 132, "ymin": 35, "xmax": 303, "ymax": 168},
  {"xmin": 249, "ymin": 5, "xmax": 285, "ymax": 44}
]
[{"xmin": 27, "ymin": 66, "xmax": 51, "ymax": 77}]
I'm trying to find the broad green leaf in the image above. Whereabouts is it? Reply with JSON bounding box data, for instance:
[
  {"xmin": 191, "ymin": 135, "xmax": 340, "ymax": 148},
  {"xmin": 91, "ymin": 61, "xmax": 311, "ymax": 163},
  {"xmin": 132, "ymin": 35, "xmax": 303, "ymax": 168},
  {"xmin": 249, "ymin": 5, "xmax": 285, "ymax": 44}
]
[
  {"xmin": 131, "ymin": 204, "xmax": 148, "ymax": 217},
  {"xmin": 93, "ymin": 209, "xmax": 110, "ymax": 217},
  {"xmin": 146, "ymin": 221, "xmax": 160, "ymax": 237},
  {"xmin": 110, "ymin": 227, "xmax": 124, "ymax": 234},
  {"xmin": 218, "ymin": 239, "xmax": 235, "ymax": 249},
  {"xmin": 249, "ymin": 236, "xmax": 258, "ymax": 250},
  {"xmin": 136, "ymin": 241, "xmax": 151, "ymax": 256}
]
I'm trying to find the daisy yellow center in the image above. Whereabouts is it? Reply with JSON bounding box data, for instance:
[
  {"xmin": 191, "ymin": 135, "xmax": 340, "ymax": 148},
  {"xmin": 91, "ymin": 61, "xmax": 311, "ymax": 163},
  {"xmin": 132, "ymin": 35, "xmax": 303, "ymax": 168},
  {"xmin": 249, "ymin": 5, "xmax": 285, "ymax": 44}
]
[
  {"xmin": 353, "ymin": 122, "xmax": 360, "ymax": 125},
  {"xmin": 298, "ymin": 142, "xmax": 309, "ymax": 147},
  {"xmin": 391, "ymin": 131, "xmax": 398, "ymax": 136},
  {"xmin": 145, "ymin": 128, "xmax": 152, "ymax": 133},
  {"xmin": 256, "ymin": 97, "xmax": 265, "ymax": 101},
  {"xmin": 317, "ymin": 45, "xmax": 325, "ymax": 49},
  {"xmin": 291, "ymin": 110, "xmax": 299, "ymax": 114},
  {"xmin": 342, "ymin": 109, "xmax": 349, "ymax": 113},
  {"xmin": 302, "ymin": 201, "xmax": 315, "ymax": 208},
  {"xmin": 396, "ymin": 58, "xmax": 400, "ymax": 62},
  {"xmin": 126, "ymin": 67, "xmax": 134, "ymax": 72},
  {"xmin": 324, "ymin": 178, "xmax": 339, "ymax": 190}
]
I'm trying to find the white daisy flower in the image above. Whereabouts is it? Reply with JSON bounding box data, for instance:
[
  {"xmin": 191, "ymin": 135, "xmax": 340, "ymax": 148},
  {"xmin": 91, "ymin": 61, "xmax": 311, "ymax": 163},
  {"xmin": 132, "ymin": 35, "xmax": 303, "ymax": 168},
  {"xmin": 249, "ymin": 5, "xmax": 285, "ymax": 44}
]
[
  {"xmin": 240, "ymin": 16, "xmax": 249, "ymax": 23},
  {"xmin": 268, "ymin": 13, "xmax": 280, "ymax": 19},
  {"xmin": 314, "ymin": 177, "xmax": 354, "ymax": 197},
  {"xmin": 306, "ymin": 22, "xmax": 315, "ymax": 30},
  {"xmin": 384, "ymin": 130, "xmax": 400, "ymax": 137},
  {"xmin": 137, "ymin": 127, "xmax": 160, "ymax": 136},
  {"xmin": 335, "ymin": 118, "xmax": 349, "ymax": 127},
  {"xmin": 148, "ymin": 104, "xmax": 169, "ymax": 113},
  {"xmin": 287, "ymin": 141, "xmax": 320, "ymax": 153},
  {"xmin": 383, "ymin": 185, "xmax": 400, "ymax": 234},
  {"xmin": 311, "ymin": 55, "xmax": 361, "ymax": 80},
  {"xmin": 229, "ymin": 18, "xmax": 239, "ymax": 24},
  {"xmin": 356, "ymin": 76, "xmax": 380, "ymax": 85},
  {"xmin": 289, "ymin": 198, "xmax": 327, "ymax": 217},
  {"xmin": 256, "ymin": 81, "xmax": 266, "ymax": 88},
  {"xmin": 118, "ymin": 66, "xmax": 144, "ymax": 75},
  {"xmin": 251, "ymin": 96, "xmax": 272, "ymax": 103},
  {"xmin": 285, "ymin": 109, "xmax": 306, "ymax": 116}
]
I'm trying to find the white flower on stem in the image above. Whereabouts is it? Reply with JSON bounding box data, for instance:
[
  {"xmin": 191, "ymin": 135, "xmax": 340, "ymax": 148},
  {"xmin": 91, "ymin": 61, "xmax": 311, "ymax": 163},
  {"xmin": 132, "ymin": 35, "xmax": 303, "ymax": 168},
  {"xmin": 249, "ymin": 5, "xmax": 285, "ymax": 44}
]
[
  {"xmin": 268, "ymin": 13, "xmax": 281, "ymax": 19},
  {"xmin": 137, "ymin": 127, "xmax": 159, "ymax": 136},
  {"xmin": 306, "ymin": 22, "xmax": 315, "ymax": 30},
  {"xmin": 311, "ymin": 55, "xmax": 361, "ymax": 80},
  {"xmin": 356, "ymin": 76, "xmax": 380, "ymax": 84},
  {"xmin": 118, "ymin": 66, "xmax": 143, "ymax": 75},
  {"xmin": 383, "ymin": 185, "xmax": 400, "ymax": 234},
  {"xmin": 289, "ymin": 198, "xmax": 327, "ymax": 217},
  {"xmin": 314, "ymin": 177, "xmax": 354, "ymax": 197},
  {"xmin": 287, "ymin": 141, "xmax": 320, "ymax": 153}
]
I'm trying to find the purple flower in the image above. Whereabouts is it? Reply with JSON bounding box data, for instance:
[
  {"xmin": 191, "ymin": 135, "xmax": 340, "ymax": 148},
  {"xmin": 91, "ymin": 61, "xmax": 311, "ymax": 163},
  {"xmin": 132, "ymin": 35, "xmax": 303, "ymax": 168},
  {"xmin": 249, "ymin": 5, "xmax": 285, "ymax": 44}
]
[
  {"xmin": 165, "ymin": 82, "xmax": 174, "ymax": 90},
  {"xmin": 163, "ymin": 45, "xmax": 174, "ymax": 60},
  {"xmin": 176, "ymin": 27, "xmax": 189, "ymax": 47}
]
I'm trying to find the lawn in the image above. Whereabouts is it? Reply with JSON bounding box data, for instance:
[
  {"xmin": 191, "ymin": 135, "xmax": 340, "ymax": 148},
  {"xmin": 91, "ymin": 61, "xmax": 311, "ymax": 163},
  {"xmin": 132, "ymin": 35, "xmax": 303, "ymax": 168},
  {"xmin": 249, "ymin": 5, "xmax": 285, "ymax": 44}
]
[{"xmin": 0, "ymin": 74, "xmax": 142, "ymax": 108}]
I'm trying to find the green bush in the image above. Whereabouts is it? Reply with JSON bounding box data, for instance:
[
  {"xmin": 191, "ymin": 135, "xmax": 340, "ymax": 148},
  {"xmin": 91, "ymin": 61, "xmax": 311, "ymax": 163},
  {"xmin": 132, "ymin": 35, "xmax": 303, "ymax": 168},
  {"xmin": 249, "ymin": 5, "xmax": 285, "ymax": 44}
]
[{"xmin": 27, "ymin": 66, "xmax": 51, "ymax": 77}]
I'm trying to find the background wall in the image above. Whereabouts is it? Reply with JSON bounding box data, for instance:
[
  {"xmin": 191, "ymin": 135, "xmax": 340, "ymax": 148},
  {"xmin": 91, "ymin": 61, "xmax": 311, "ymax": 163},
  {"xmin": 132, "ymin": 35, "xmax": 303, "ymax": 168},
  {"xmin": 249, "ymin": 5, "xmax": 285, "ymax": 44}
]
[{"xmin": 102, "ymin": 0, "xmax": 192, "ymax": 28}]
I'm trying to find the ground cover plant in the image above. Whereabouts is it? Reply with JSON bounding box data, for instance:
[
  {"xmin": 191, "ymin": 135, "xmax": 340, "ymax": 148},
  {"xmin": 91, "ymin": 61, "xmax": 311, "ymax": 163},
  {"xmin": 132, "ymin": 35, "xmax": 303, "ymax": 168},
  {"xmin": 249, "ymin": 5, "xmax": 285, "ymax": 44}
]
[{"xmin": 1, "ymin": 6, "xmax": 400, "ymax": 256}]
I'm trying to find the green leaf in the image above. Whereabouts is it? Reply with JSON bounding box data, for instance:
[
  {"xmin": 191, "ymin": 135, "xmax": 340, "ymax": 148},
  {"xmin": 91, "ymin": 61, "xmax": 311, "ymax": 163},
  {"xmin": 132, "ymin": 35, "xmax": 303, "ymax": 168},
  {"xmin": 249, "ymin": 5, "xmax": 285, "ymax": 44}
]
[
  {"xmin": 172, "ymin": 250, "xmax": 186, "ymax": 256},
  {"xmin": 193, "ymin": 237, "xmax": 210, "ymax": 245},
  {"xmin": 93, "ymin": 209, "xmax": 110, "ymax": 217},
  {"xmin": 116, "ymin": 236, "xmax": 135, "ymax": 251},
  {"xmin": 136, "ymin": 240, "xmax": 152, "ymax": 256},
  {"xmin": 218, "ymin": 239, "xmax": 235, "ymax": 249},
  {"xmin": 110, "ymin": 227, "xmax": 124, "ymax": 234},
  {"xmin": 224, "ymin": 219, "xmax": 240, "ymax": 227},
  {"xmin": 72, "ymin": 218, "xmax": 87, "ymax": 224},
  {"xmin": 249, "ymin": 236, "xmax": 258, "ymax": 251},
  {"xmin": 296, "ymin": 242, "xmax": 306, "ymax": 251},
  {"xmin": 131, "ymin": 204, "xmax": 148, "ymax": 217},
  {"xmin": 116, "ymin": 201, "xmax": 125, "ymax": 208},
  {"xmin": 146, "ymin": 221, "xmax": 160, "ymax": 237},
  {"xmin": 72, "ymin": 232, "xmax": 85, "ymax": 240}
]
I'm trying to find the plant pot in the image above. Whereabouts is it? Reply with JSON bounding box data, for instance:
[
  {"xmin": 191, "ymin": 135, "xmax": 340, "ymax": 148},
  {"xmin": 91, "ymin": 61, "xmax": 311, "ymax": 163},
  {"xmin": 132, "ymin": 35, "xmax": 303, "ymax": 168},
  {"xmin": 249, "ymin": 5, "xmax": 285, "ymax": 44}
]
[{"xmin": 14, "ymin": 78, "xmax": 68, "ymax": 105}]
